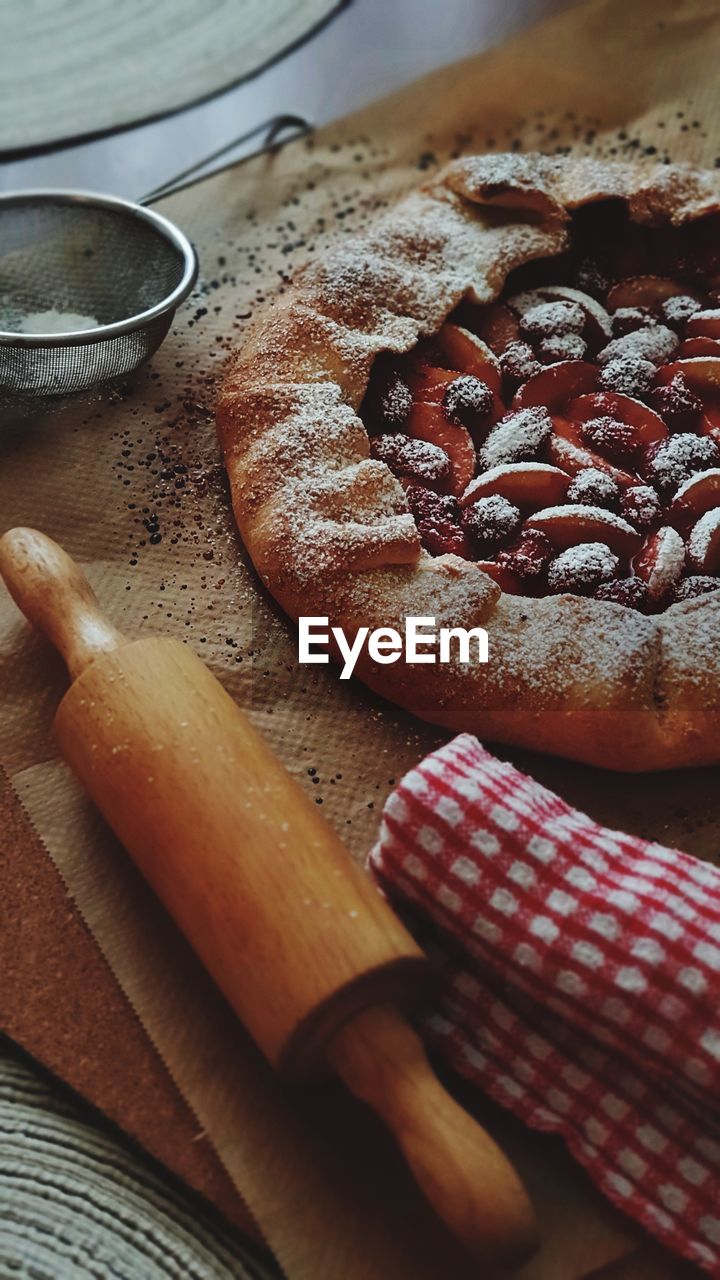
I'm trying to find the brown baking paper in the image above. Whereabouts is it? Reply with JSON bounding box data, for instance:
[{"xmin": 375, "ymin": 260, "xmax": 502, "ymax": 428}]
[{"xmin": 3, "ymin": 1, "xmax": 720, "ymax": 1276}]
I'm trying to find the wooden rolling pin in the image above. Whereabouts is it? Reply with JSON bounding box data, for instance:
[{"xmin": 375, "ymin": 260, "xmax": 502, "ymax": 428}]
[{"xmin": 0, "ymin": 527, "xmax": 537, "ymax": 1269}]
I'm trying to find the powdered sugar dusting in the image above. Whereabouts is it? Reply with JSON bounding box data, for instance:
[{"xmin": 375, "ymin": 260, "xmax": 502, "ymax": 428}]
[
  {"xmin": 19, "ymin": 308, "xmax": 100, "ymax": 334},
  {"xmin": 598, "ymin": 325, "xmax": 679, "ymax": 367},
  {"xmin": 478, "ymin": 407, "xmax": 552, "ymax": 469},
  {"xmin": 370, "ymin": 433, "xmax": 450, "ymax": 484},
  {"xmin": 566, "ymin": 468, "xmax": 619, "ymax": 507},
  {"xmin": 647, "ymin": 435, "xmax": 720, "ymax": 497},
  {"xmin": 220, "ymin": 150, "xmax": 720, "ymax": 737},
  {"xmin": 381, "ymin": 375, "xmax": 413, "ymax": 428},
  {"xmin": 599, "ymin": 355, "xmax": 656, "ymax": 395},
  {"xmin": 538, "ymin": 333, "xmax": 587, "ymax": 362},
  {"xmin": 644, "ymin": 527, "xmax": 686, "ymax": 598},
  {"xmin": 265, "ymin": 460, "xmax": 421, "ymax": 583},
  {"xmin": 674, "ymin": 468, "xmax": 720, "ymax": 503},
  {"xmin": 465, "ymin": 591, "xmax": 658, "ymax": 707},
  {"xmin": 662, "ymin": 295, "xmax": 702, "ymax": 326},
  {"xmin": 520, "ymin": 299, "xmax": 585, "ymax": 337},
  {"xmin": 689, "ymin": 308, "xmax": 720, "ymax": 329},
  {"xmin": 688, "ymin": 509, "xmax": 720, "ymax": 569},
  {"xmin": 443, "ymin": 374, "xmax": 494, "ymax": 425},
  {"xmin": 658, "ymin": 589, "xmax": 720, "ymax": 706},
  {"xmin": 529, "ymin": 504, "xmax": 637, "ymax": 536},
  {"xmin": 548, "ymin": 540, "xmax": 618, "ymax": 590},
  {"xmin": 462, "ymin": 461, "xmax": 566, "ymax": 505}
]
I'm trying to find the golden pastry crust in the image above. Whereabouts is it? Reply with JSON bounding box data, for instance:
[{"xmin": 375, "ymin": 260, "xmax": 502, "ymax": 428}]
[{"xmin": 217, "ymin": 154, "xmax": 720, "ymax": 771}]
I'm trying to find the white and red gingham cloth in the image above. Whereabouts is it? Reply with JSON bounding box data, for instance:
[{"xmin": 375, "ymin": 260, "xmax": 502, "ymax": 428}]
[{"xmin": 369, "ymin": 734, "xmax": 720, "ymax": 1276}]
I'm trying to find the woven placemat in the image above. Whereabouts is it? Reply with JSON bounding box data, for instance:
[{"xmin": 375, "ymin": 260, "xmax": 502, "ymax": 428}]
[
  {"xmin": 0, "ymin": 0, "xmax": 343, "ymax": 154},
  {"xmin": 0, "ymin": 1041, "xmax": 278, "ymax": 1279}
]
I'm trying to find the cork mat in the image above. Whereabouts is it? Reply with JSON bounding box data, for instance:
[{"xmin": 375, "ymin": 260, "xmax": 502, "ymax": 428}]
[
  {"xmin": 2, "ymin": 0, "xmax": 720, "ymax": 1276},
  {"xmin": 0, "ymin": 764, "xmax": 253, "ymax": 1237}
]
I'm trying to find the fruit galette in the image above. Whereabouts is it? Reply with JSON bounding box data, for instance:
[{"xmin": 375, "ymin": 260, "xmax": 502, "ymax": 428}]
[{"xmin": 218, "ymin": 154, "xmax": 720, "ymax": 770}]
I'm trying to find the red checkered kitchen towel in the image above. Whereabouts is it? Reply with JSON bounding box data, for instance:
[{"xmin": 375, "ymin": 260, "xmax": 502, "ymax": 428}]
[{"xmin": 369, "ymin": 735, "xmax": 720, "ymax": 1276}]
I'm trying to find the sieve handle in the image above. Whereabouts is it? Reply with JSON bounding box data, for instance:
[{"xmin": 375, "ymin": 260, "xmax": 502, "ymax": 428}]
[{"xmin": 141, "ymin": 114, "xmax": 310, "ymax": 204}]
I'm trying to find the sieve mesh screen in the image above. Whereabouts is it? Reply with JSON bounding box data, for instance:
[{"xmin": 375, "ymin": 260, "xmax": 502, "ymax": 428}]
[{"xmin": 0, "ymin": 193, "xmax": 196, "ymax": 397}]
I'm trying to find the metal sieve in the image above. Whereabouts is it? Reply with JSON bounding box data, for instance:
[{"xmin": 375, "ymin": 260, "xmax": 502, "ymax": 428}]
[{"xmin": 0, "ymin": 190, "xmax": 198, "ymax": 398}]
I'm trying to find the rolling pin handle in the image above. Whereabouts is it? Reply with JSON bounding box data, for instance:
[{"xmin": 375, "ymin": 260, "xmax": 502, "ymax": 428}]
[
  {"xmin": 327, "ymin": 1004, "xmax": 538, "ymax": 1268},
  {"xmin": 0, "ymin": 527, "xmax": 123, "ymax": 679}
]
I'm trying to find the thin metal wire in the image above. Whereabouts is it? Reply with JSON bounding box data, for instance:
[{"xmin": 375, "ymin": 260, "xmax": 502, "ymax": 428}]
[{"xmin": 141, "ymin": 114, "xmax": 309, "ymax": 204}]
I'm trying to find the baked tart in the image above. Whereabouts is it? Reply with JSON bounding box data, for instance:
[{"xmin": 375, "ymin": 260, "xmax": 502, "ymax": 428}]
[{"xmin": 217, "ymin": 154, "xmax": 720, "ymax": 770}]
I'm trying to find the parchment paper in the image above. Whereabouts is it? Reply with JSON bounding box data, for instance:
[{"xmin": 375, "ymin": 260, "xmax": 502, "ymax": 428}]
[{"xmin": 3, "ymin": 1, "xmax": 720, "ymax": 1276}]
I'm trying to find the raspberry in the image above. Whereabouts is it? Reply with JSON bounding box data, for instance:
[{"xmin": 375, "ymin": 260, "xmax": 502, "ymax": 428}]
[
  {"xmin": 576, "ymin": 258, "xmax": 610, "ymax": 299},
  {"xmin": 566, "ymin": 468, "xmax": 620, "ymax": 509},
  {"xmin": 363, "ymin": 361, "xmax": 412, "ymax": 429},
  {"xmin": 500, "ymin": 340, "xmax": 541, "ymax": 385},
  {"xmin": 644, "ymin": 433, "xmax": 720, "ymax": 499},
  {"xmin": 442, "ymin": 374, "xmax": 494, "ymax": 429},
  {"xmin": 496, "ymin": 528, "xmax": 554, "ymax": 581},
  {"xmin": 422, "ymin": 521, "xmax": 471, "ymax": 558},
  {"xmin": 404, "ymin": 485, "xmax": 470, "ymax": 558},
  {"xmin": 595, "ymin": 577, "xmax": 649, "ymax": 610},
  {"xmin": 537, "ymin": 333, "xmax": 587, "ymax": 364},
  {"xmin": 672, "ymin": 575, "xmax": 720, "ymax": 602},
  {"xmin": 547, "ymin": 542, "xmax": 619, "ymax": 595},
  {"xmin": 460, "ymin": 494, "xmax": 521, "ymax": 552},
  {"xmin": 370, "ymin": 433, "xmax": 451, "ymax": 488},
  {"xmin": 404, "ymin": 483, "xmax": 455, "ymax": 524},
  {"xmin": 650, "ymin": 374, "xmax": 703, "ymax": 433},
  {"xmin": 661, "ymin": 294, "xmax": 702, "ymax": 330},
  {"xmin": 383, "ymin": 378, "xmax": 413, "ymax": 428},
  {"xmin": 598, "ymin": 355, "xmax": 656, "ymax": 397},
  {"xmin": 611, "ymin": 307, "xmax": 654, "ymax": 337},
  {"xmin": 620, "ymin": 484, "xmax": 663, "ymax": 531},
  {"xmin": 404, "ymin": 482, "xmax": 444, "ymax": 520},
  {"xmin": 520, "ymin": 300, "xmax": 585, "ymax": 338},
  {"xmin": 579, "ymin": 415, "xmax": 638, "ymax": 462}
]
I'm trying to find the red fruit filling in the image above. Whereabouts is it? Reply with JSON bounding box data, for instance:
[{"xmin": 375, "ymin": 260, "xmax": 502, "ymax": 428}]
[
  {"xmin": 598, "ymin": 355, "xmax": 656, "ymax": 397},
  {"xmin": 360, "ymin": 214, "xmax": 720, "ymax": 612},
  {"xmin": 442, "ymin": 375, "xmax": 494, "ymax": 429},
  {"xmin": 460, "ymin": 494, "xmax": 521, "ymax": 555},
  {"xmin": 369, "ymin": 433, "xmax": 451, "ymax": 491},
  {"xmin": 499, "ymin": 341, "xmax": 541, "ymax": 386},
  {"xmin": 579, "ymin": 416, "xmax": 639, "ymax": 463},
  {"xmin": 566, "ymin": 469, "xmax": 620, "ymax": 509},
  {"xmin": 650, "ymin": 374, "xmax": 703, "ymax": 432}
]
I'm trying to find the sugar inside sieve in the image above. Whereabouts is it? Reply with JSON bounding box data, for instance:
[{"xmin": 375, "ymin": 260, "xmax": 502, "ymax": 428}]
[{"xmin": 0, "ymin": 190, "xmax": 198, "ymax": 399}]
